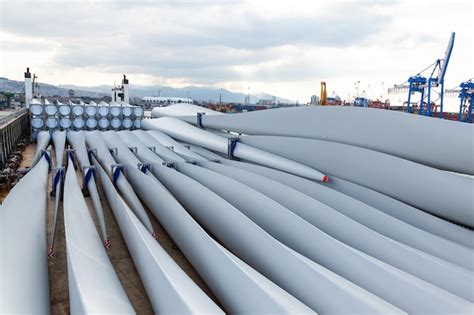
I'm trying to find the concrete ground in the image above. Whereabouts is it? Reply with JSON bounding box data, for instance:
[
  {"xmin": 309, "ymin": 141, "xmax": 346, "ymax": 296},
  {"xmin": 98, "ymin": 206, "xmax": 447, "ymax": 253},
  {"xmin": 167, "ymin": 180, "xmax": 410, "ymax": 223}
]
[{"xmin": 17, "ymin": 143, "xmax": 219, "ymax": 314}]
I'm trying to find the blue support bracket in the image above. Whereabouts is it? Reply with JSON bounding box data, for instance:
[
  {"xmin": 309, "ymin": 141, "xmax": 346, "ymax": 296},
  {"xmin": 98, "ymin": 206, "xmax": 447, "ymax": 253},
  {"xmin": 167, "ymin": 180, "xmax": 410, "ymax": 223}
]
[
  {"xmin": 111, "ymin": 164, "xmax": 124, "ymax": 186},
  {"xmin": 197, "ymin": 112, "xmax": 205, "ymax": 129},
  {"xmin": 227, "ymin": 137, "xmax": 240, "ymax": 160},
  {"xmin": 41, "ymin": 149, "xmax": 52, "ymax": 171},
  {"xmin": 51, "ymin": 167, "xmax": 65, "ymax": 196},
  {"xmin": 83, "ymin": 165, "xmax": 97, "ymax": 187},
  {"xmin": 163, "ymin": 161, "xmax": 176, "ymax": 169},
  {"xmin": 66, "ymin": 148, "xmax": 77, "ymax": 170},
  {"xmin": 137, "ymin": 163, "xmax": 151, "ymax": 174},
  {"xmin": 87, "ymin": 148, "xmax": 97, "ymax": 162}
]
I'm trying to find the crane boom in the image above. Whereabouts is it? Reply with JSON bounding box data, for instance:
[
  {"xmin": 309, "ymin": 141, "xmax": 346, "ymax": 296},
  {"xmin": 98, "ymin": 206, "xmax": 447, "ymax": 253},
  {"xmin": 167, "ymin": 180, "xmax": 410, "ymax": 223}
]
[{"xmin": 439, "ymin": 32, "xmax": 455, "ymax": 84}]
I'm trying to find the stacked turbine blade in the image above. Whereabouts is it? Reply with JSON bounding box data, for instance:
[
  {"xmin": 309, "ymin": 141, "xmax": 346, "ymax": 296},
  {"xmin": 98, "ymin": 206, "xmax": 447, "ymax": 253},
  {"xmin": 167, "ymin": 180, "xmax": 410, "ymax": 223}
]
[
  {"xmin": 58, "ymin": 101, "xmax": 72, "ymax": 129},
  {"xmin": 29, "ymin": 99, "xmax": 144, "ymax": 137},
  {"xmin": 133, "ymin": 104, "xmax": 144, "ymax": 129},
  {"xmin": 45, "ymin": 100, "xmax": 59, "ymax": 130},
  {"xmin": 85, "ymin": 101, "xmax": 98, "ymax": 130},
  {"xmin": 71, "ymin": 101, "xmax": 85, "ymax": 130},
  {"xmin": 30, "ymin": 99, "xmax": 45, "ymax": 140},
  {"xmin": 12, "ymin": 103, "xmax": 473, "ymax": 313}
]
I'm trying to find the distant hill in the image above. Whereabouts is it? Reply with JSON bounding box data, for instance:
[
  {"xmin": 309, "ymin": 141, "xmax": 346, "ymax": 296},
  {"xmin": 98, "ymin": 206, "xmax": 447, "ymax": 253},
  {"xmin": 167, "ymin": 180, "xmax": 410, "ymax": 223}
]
[
  {"xmin": 60, "ymin": 83, "xmax": 294, "ymax": 104},
  {"xmin": 0, "ymin": 77, "xmax": 294, "ymax": 103},
  {"xmin": 0, "ymin": 77, "xmax": 106, "ymax": 98}
]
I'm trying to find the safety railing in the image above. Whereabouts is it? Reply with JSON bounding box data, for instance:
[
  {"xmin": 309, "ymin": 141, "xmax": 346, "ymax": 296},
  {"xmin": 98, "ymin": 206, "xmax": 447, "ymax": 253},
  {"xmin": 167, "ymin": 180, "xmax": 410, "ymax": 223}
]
[{"xmin": 0, "ymin": 109, "xmax": 27, "ymax": 126}]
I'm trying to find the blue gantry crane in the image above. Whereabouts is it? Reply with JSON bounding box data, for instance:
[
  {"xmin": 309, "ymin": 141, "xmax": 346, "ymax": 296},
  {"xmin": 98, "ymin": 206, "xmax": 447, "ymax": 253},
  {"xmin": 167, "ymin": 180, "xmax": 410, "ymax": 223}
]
[
  {"xmin": 445, "ymin": 78, "xmax": 474, "ymax": 123},
  {"xmin": 389, "ymin": 32, "xmax": 455, "ymax": 118},
  {"xmin": 457, "ymin": 79, "xmax": 474, "ymax": 123}
]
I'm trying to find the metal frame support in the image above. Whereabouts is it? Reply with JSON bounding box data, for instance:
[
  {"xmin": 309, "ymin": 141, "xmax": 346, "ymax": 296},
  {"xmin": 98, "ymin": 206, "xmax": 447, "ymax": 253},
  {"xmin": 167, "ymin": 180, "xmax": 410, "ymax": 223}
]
[
  {"xmin": 111, "ymin": 164, "xmax": 125, "ymax": 185},
  {"xmin": 137, "ymin": 162, "xmax": 151, "ymax": 174},
  {"xmin": 87, "ymin": 148, "xmax": 97, "ymax": 161},
  {"xmin": 197, "ymin": 112, "xmax": 205, "ymax": 129},
  {"xmin": 41, "ymin": 149, "xmax": 52, "ymax": 170},
  {"xmin": 163, "ymin": 161, "xmax": 176, "ymax": 169},
  {"xmin": 82, "ymin": 165, "xmax": 97, "ymax": 188},
  {"xmin": 227, "ymin": 137, "xmax": 240, "ymax": 160},
  {"xmin": 51, "ymin": 167, "xmax": 65, "ymax": 196},
  {"xmin": 66, "ymin": 148, "xmax": 77, "ymax": 169}
]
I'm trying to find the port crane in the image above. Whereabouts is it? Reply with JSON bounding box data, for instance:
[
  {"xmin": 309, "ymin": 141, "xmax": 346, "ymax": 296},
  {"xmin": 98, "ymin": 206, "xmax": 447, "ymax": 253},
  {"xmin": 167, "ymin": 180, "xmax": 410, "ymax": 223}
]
[
  {"xmin": 457, "ymin": 80, "xmax": 474, "ymax": 122},
  {"xmin": 389, "ymin": 32, "xmax": 455, "ymax": 118},
  {"xmin": 320, "ymin": 82, "xmax": 327, "ymax": 105},
  {"xmin": 446, "ymin": 79, "xmax": 474, "ymax": 123}
]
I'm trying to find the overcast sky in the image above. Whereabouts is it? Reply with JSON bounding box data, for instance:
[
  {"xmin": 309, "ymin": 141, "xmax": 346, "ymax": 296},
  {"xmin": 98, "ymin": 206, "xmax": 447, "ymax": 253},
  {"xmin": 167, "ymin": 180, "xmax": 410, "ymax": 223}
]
[{"xmin": 0, "ymin": 0, "xmax": 472, "ymax": 107}]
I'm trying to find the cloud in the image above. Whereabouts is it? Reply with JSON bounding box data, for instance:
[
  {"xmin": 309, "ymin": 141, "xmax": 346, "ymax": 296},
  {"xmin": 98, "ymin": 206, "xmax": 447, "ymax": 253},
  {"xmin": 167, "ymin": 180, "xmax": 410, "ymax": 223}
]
[
  {"xmin": 131, "ymin": 11, "xmax": 389, "ymax": 49},
  {"xmin": 0, "ymin": 0, "xmax": 393, "ymax": 85},
  {"xmin": 0, "ymin": 0, "xmax": 471, "ymax": 106}
]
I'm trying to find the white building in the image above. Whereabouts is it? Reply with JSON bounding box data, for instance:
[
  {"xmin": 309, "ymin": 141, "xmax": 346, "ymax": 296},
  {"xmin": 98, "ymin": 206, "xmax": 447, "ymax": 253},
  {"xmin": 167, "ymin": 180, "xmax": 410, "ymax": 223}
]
[{"xmin": 310, "ymin": 95, "xmax": 320, "ymax": 105}]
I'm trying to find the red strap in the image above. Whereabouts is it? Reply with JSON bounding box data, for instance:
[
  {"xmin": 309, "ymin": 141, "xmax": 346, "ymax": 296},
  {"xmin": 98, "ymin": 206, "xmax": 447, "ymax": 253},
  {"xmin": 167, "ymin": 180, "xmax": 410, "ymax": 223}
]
[
  {"xmin": 47, "ymin": 246, "xmax": 55, "ymax": 259},
  {"xmin": 103, "ymin": 239, "xmax": 111, "ymax": 250}
]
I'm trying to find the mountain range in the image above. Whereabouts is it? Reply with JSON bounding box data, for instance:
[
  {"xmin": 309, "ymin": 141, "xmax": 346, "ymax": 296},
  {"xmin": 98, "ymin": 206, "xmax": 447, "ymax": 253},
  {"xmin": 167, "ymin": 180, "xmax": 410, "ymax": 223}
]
[{"xmin": 0, "ymin": 77, "xmax": 294, "ymax": 104}]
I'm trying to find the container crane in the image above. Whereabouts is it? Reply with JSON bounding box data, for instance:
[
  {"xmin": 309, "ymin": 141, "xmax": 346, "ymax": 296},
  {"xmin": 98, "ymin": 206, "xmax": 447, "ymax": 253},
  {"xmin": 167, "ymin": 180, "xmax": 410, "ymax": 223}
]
[
  {"xmin": 456, "ymin": 79, "xmax": 474, "ymax": 123},
  {"xmin": 389, "ymin": 32, "xmax": 455, "ymax": 118},
  {"xmin": 444, "ymin": 78, "xmax": 474, "ymax": 123},
  {"xmin": 353, "ymin": 89, "xmax": 369, "ymax": 107}
]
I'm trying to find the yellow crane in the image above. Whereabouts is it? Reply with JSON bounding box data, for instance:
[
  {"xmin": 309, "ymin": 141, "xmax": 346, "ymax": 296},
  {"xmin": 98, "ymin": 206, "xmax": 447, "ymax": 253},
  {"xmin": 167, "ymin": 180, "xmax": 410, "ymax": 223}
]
[{"xmin": 320, "ymin": 81, "xmax": 327, "ymax": 105}]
